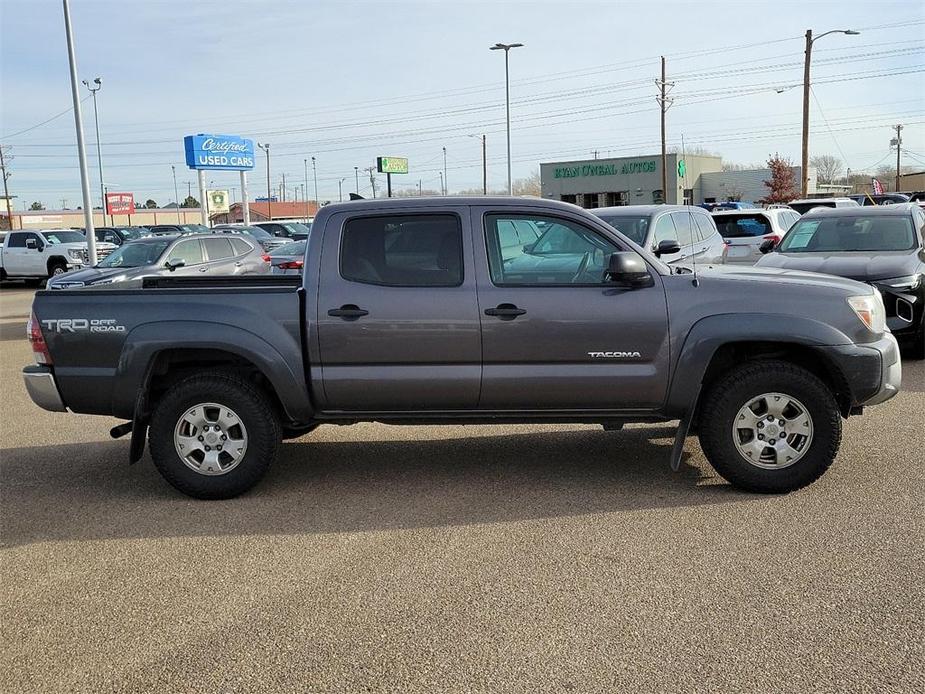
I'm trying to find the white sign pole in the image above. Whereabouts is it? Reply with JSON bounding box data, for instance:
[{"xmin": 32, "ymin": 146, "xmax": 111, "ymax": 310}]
[
  {"xmin": 240, "ymin": 170, "xmax": 250, "ymax": 225},
  {"xmin": 197, "ymin": 170, "xmax": 208, "ymax": 227}
]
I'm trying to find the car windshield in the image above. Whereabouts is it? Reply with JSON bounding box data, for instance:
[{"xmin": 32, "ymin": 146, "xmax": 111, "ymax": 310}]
[
  {"xmin": 180, "ymin": 224, "xmax": 209, "ymax": 233},
  {"xmin": 237, "ymin": 226, "xmax": 272, "ymax": 239},
  {"xmin": 778, "ymin": 216, "xmax": 917, "ymax": 253},
  {"xmin": 595, "ymin": 215, "xmax": 649, "ymax": 245},
  {"xmin": 289, "ymin": 222, "xmax": 312, "ymax": 235},
  {"xmin": 272, "ymin": 241, "xmax": 306, "ymax": 256},
  {"xmin": 97, "ymin": 240, "xmax": 171, "ymax": 268},
  {"xmin": 42, "ymin": 231, "xmax": 85, "ymax": 245},
  {"xmin": 118, "ymin": 227, "xmax": 149, "ymax": 239},
  {"xmin": 789, "ymin": 201, "xmax": 836, "ymax": 214}
]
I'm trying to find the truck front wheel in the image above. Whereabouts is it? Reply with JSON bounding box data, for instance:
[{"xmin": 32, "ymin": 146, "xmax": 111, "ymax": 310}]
[
  {"xmin": 698, "ymin": 361, "xmax": 842, "ymax": 493},
  {"xmin": 149, "ymin": 372, "xmax": 281, "ymax": 499}
]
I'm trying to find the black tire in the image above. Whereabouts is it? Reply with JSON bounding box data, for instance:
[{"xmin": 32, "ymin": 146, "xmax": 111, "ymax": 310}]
[
  {"xmin": 149, "ymin": 371, "xmax": 281, "ymax": 499},
  {"xmin": 698, "ymin": 360, "xmax": 842, "ymax": 493},
  {"xmin": 48, "ymin": 261, "xmax": 67, "ymax": 277}
]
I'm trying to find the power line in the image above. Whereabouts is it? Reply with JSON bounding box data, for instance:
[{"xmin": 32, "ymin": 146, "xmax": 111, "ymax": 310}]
[{"xmin": 2, "ymin": 95, "xmax": 92, "ymax": 139}]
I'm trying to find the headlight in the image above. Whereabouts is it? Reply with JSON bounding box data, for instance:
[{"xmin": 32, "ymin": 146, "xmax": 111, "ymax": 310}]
[
  {"xmin": 91, "ymin": 275, "xmax": 126, "ymax": 286},
  {"xmin": 877, "ymin": 274, "xmax": 922, "ymax": 291},
  {"xmin": 67, "ymin": 248, "xmax": 85, "ymax": 261},
  {"xmin": 847, "ymin": 292, "xmax": 886, "ymax": 333}
]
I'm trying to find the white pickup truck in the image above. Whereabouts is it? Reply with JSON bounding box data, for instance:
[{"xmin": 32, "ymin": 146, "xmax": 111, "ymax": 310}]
[{"xmin": 0, "ymin": 229, "xmax": 115, "ymax": 284}]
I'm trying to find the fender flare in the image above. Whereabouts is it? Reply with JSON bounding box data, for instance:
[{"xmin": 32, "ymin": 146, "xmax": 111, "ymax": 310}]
[
  {"xmin": 665, "ymin": 312, "xmax": 853, "ymax": 417},
  {"xmin": 111, "ymin": 320, "xmax": 314, "ymax": 423}
]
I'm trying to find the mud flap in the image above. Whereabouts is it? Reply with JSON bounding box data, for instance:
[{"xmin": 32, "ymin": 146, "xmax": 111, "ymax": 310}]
[
  {"xmin": 669, "ymin": 386, "xmax": 701, "ymax": 472},
  {"xmin": 129, "ymin": 418, "xmax": 147, "ymax": 464}
]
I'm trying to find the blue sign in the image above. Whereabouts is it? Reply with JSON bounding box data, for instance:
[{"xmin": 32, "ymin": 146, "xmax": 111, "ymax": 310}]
[{"xmin": 184, "ymin": 133, "xmax": 255, "ymax": 171}]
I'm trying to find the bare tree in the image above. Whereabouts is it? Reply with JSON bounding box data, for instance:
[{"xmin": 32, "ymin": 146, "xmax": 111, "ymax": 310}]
[
  {"xmin": 512, "ymin": 169, "xmax": 541, "ymax": 197},
  {"xmin": 721, "ymin": 161, "xmax": 763, "ymax": 172},
  {"xmin": 809, "ymin": 154, "xmax": 842, "ymax": 184}
]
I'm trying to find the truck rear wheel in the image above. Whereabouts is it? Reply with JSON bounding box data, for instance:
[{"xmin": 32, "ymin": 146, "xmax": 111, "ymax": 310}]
[
  {"xmin": 149, "ymin": 371, "xmax": 281, "ymax": 499},
  {"xmin": 698, "ymin": 361, "xmax": 842, "ymax": 493}
]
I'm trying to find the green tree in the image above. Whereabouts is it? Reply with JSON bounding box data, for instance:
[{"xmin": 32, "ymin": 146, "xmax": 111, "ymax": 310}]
[
  {"xmin": 759, "ymin": 153, "xmax": 798, "ymax": 204},
  {"xmin": 180, "ymin": 195, "xmax": 200, "ymax": 208},
  {"xmin": 29, "ymin": 201, "xmax": 44, "ymax": 210},
  {"xmin": 144, "ymin": 199, "xmax": 157, "ymax": 209}
]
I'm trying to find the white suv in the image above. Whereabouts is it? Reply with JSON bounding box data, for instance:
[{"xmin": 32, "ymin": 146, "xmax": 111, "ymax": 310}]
[
  {"xmin": 714, "ymin": 208, "xmax": 801, "ymax": 265},
  {"xmin": 787, "ymin": 197, "xmax": 860, "ymax": 215}
]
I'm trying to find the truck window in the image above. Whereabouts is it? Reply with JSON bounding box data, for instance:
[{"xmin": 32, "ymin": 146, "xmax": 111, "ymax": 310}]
[
  {"xmin": 340, "ymin": 214, "xmax": 462, "ymax": 287},
  {"xmin": 166, "ymin": 239, "xmax": 204, "ymax": 265},
  {"xmin": 6, "ymin": 232, "xmax": 27, "ymax": 248},
  {"xmin": 485, "ymin": 213, "xmax": 618, "ymax": 286}
]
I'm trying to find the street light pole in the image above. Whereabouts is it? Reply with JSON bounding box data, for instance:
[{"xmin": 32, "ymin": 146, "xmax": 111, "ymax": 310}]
[
  {"xmin": 312, "ymin": 156, "xmax": 318, "ymax": 214},
  {"xmin": 62, "ymin": 0, "xmax": 96, "ymax": 264},
  {"xmin": 442, "ymin": 146, "xmax": 447, "ymax": 195},
  {"xmin": 303, "ymin": 158, "xmax": 309, "ymax": 221},
  {"xmin": 801, "ymin": 28, "xmax": 859, "ymax": 196},
  {"xmin": 171, "ymin": 164, "xmax": 181, "ymax": 223},
  {"xmin": 338, "ymin": 177, "xmax": 346, "ymax": 202},
  {"xmin": 257, "ymin": 143, "xmax": 271, "ymax": 220},
  {"xmin": 354, "ymin": 166, "xmax": 359, "ymax": 194},
  {"xmin": 81, "ymin": 77, "xmax": 105, "ymax": 226},
  {"xmin": 490, "ymin": 42, "xmax": 523, "ymax": 196}
]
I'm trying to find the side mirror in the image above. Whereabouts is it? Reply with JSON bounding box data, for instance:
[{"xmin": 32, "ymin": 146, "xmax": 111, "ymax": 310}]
[
  {"xmin": 759, "ymin": 239, "xmax": 776, "ymax": 254},
  {"xmin": 25, "ymin": 238, "xmax": 38, "ymax": 250},
  {"xmin": 653, "ymin": 239, "xmax": 681, "ymax": 257},
  {"xmin": 606, "ymin": 252, "xmax": 654, "ymax": 288},
  {"xmin": 165, "ymin": 258, "xmax": 186, "ymax": 271},
  {"xmin": 523, "ymin": 242, "xmax": 536, "ymax": 253}
]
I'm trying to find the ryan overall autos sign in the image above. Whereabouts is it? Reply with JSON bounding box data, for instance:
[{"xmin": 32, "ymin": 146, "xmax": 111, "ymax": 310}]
[{"xmin": 184, "ymin": 134, "xmax": 256, "ymax": 170}]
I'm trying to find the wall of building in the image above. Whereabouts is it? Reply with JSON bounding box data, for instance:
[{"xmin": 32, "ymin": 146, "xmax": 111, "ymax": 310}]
[
  {"xmin": 700, "ymin": 167, "xmax": 816, "ymax": 203},
  {"xmin": 540, "ymin": 153, "xmax": 722, "ymax": 207},
  {"xmin": 4, "ymin": 208, "xmax": 206, "ymax": 230}
]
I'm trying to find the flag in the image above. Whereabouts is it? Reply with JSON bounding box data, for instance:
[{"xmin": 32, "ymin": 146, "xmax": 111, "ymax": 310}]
[{"xmin": 871, "ymin": 178, "xmax": 884, "ymax": 195}]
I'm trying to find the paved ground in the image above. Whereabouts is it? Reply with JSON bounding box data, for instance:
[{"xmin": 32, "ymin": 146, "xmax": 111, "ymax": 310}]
[{"xmin": 1, "ymin": 283, "xmax": 923, "ymax": 693}]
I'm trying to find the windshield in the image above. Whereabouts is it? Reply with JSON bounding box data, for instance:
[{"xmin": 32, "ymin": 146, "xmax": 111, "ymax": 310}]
[
  {"xmin": 237, "ymin": 226, "xmax": 272, "ymax": 239},
  {"xmin": 789, "ymin": 201, "xmax": 835, "ymax": 215},
  {"xmin": 180, "ymin": 224, "xmax": 209, "ymax": 233},
  {"xmin": 42, "ymin": 231, "xmax": 85, "ymax": 245},
  {"xmin": 118, "ymin": 227, "xmax": 149, "ymax": 239},
  {"xmin": 289, "ymin": 222, "xmax": 312, "ymax": 235},
  {"xmin": 778, "ymin": 216, "xmax": 917, "ymax": 253},
  {"xmin": 97, "ymin": 240, "xmax": 171, "ymax": 268},
  {"xmin": 595, "ymin": 215, "xmax": 649, "ymax": 245},
  {"xmin": 714, "ymin": 214, "xmax": 773, "ymax": 238},
  {"xmin": 272, "ymin": 241, "xmax": 306, "ymax": 256}
]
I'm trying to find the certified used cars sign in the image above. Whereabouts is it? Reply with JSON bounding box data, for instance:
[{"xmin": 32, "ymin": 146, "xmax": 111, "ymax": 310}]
[{"xmin": 184, "ymin": 134, "xmax": 256, "ymax": 171}]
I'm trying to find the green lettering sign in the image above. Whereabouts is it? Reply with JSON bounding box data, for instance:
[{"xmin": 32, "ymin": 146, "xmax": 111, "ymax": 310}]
[{"xmin": 377, "ymin": 156, "xmax": 409, "ymax": 174}]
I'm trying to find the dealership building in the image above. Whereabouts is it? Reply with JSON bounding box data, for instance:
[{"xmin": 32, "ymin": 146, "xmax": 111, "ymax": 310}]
[{"xmin": 540, "ymin": 153, "xmax": 817, "ymax": 207}]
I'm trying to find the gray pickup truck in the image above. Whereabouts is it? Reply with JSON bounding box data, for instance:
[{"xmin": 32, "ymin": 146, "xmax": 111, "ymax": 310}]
[{"xmin": 23, "ymin": 197, "xmax": 901, "ymax": 499}]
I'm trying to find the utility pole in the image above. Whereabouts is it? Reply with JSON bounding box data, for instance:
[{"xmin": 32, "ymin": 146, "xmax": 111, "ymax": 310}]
[
  {"xmin": 354, "ymin": 166, "xmax": 359, "ymax": 194},
  {"xmin": 481, "ymin": 135, "xmax": 487, "ymax": 194},
  {"xmin": 0, "ymin": 145, "xmax": 14, "ymax": 229},
  {"xmin": 62, "ymin": 0, "xmax": 96, "ymax": 264},
  {"xmin": 591, "ymin": 150, "xmax": 599, "ymax": 160},
  {"xmin": 364, "ymin": 166, "xmax": 377, "ymax": 198},
  {"xmin": 312, "ymin": 156, "xmax": 318, "ymax": 211},
  {"xmin": 281, "ymin": 172, "xmax": 286, "ymax": 202},
  {"xmin": 893, "ymin": 124, "xmax": 903, "ymax": 192},
  {"xmin": 61, "ymin": 198, "xmax": 67, "ymax": 209},
  {"xmin": 257, "ymin": 143, "xmax": 271, "ymax": 220},
  {"xmin": 418, "ymin": 179, "xmax": 422, "ymax": 196},
  {"xmin": 442, "ymin": 146, "xmax": 447, "ymax": 195},
  {"xmin": 439, "ymin": 171, "xmax": 444, "ymax": 197},
  {"xmin": 81, "ymin": 77, "xmax": 105, "ymax": 225},
  {"xmin": 655, "ymin": 56, "xmax": 674, "ymax": 203},
  {"xmin": 338, "ymin": 177, "xmax": 345, "ymax": 202},
  {"xmin": 303, "ymin": 158, "xmax": 309, "ymax": 221}
]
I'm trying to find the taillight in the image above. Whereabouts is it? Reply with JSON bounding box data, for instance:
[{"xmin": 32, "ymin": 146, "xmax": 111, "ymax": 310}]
[
  {"xmin": 763, "ymin": 234, "xmax": 782, "ymax": 244},
  {"xmin": 261, "ymin": 254, "xmax": 271, "ymax": 263},
  {"xmin": 27, "ymin": 311, "xmax": 53, "ymax": 365},
  {"xmin": 278, "ymin": 260, "xmax": 304, "ymax": 270}
]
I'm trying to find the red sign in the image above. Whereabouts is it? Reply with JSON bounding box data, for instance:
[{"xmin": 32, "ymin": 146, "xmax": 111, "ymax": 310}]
[
  {"xmin": 871, "ymin": 178, "xmax": 884, "ymax": 196},
  {"xmin": 105, "ymin": 192, "xmax": 134, "ymax": 215}
]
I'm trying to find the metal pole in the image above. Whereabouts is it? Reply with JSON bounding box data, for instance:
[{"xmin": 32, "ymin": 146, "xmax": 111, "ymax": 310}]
[
  {"xmin": 172, "ymin": 165, "xmax": 181, "ymax": 223},
  {"xmin": 439, "ymin": 171, "xmax": 444, "ymax": 196},
  {"xmin": 240, "ymin": 170, "xmax": 250, "ymax": 225},
  {"xmin": 354, "ymin": 166, "xmax": 359, "ymax": 194},
  {"xmin": 312, "ymin": 156, "xmax": 318, "ymax": 212},
  {"xmin": 504, "ymin": 50, "xmax": 512, "ymax": 195},
  {"xmin": 660, "ymin": 56, "xmax": 668, "ymax": 203},
  {"xmin": 0, "ymin": 146, "xmax": 14, "ymax": 228},
  {"xmin": 894, "ymin": 124, "xmax": 903, "ymax": 192},
  {"xmin": 82, "ymin": 81, "xmax": 106, "ymax": 226},
  {"xmin": 418, "ymin": 179, "xmax": 422, "ymax": 196},
  {"xmin": 387, "ymin": 172, "xmax": 392, "ymax": 198},
  {"xmin": 258, "ymin": 143, "xmax": 271, "ymax": 220},
  {"xmin": 801, "ymin": 29, "xmax": 812, "ymax": 197},
  {"xmin": 303, "ymin": 158, "xmax": 309, "ymax": 221},
  {"xmin": 442, "ymin": 146, "xmax": 447, "ymax": 195},
  {"xmin": 338, "ymin": 178, "xmax": 343, "ymax": 202},
  {"xmin": 482, "ymin": 135, "xmax": 487, "ymax": 195},
  {"xmin": 281, "ymin": 172, "xmax": 286, "ymax": 202},
  {"xmin": 197, "ymin": 170, "xmax": 208, "ymax": 226},
  {"xmin": 62, "ymin": 0, "xmax": 96, "ymax": 264}
]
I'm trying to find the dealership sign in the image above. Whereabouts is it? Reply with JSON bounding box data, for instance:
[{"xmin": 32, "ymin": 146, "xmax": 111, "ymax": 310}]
[
  {"xmin": 206, "ymin": 190, "xmax": 230, "ymax": 214},
  {"xmin": 105, "ymin": 192, "xmax": 134, "ymax": 214},
  {"xmin": 377, "ymin": 156, "xmax": 409, "ymax": 174},
  {"xmin": 553, "ymin": 160, "xmax": 657, "ymax": 179},
  {"xmin": 184, "ymin": 134, "xmax": 255, "ymax": 170}
]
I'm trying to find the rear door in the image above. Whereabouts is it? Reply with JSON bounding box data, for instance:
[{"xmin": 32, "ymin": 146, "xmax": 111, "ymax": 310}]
[
  {"xmin": 201, "ymin": 237, "xmax": 240, "ymax": 274},
  {"xmin": 669, "ymin": 212, "xmax": 699, "ymax": 264},
  {"xmin": 474, "ymin": 208, "xmax": 670, "ymax": 410},
  {"xmin": 316, "ymin": 207, "xmax": 481, "ymax": 410}
]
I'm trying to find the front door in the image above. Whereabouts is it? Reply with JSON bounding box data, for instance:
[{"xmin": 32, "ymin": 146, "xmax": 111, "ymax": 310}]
[
  {"xmin": 162, "ymin": 238, "xmax": 206, "ymax": 276},
  {"xmin": 474, "ymin": 209, "xmax": 670, "ymax": 410},
  {"xmin": 316, "ymin": 208, "xmax": 482, "ymax": 411}
]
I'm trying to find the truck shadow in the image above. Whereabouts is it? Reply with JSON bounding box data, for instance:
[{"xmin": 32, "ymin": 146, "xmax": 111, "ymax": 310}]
[{"xmin": 1, "ymin": 426, "xmax": 748, "ymax": 548}]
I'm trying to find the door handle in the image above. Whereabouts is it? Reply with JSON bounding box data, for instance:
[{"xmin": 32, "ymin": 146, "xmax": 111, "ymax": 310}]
[
  {"xmin": 234, "ymin": 261, "xmax": 243, "ymax": 267},
  {"xmin": 484, "ymin": 303, "xmax": 527, "ymax": 320},
  {"xmin": 198, "ymin": 267, "xmax": 208, "ymax": 272},
  {"xmin": 328, "ymin": 304, "xmax": 369, "ymax": 319}
]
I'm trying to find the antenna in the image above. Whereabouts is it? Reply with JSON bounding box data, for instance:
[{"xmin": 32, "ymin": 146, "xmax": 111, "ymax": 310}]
[{"xmin": 680, "ymin": 134, "xmax": 699, "ymax": 287}]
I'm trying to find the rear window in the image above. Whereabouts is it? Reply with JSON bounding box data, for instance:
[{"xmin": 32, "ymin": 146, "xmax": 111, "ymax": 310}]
[
  {"xmin": 229, "ymin": 238, "xmax": 253, "ymax": 256},
  {"xmin": 203, "ymin": 237, "xmax": 235, "ymax": 260},
  {"xmin": 714, "ymin": 214, "xmax": 773, "ymax": 238},
  {"xmin": 340, "ymin": 214, "xmax": 463, "ymax": 287},
  {"xmin": 594, "ymin": 215, "xmax": 649, "ymax": 246},
  {"xmin": 789, "ymin": 201, "xmax": 836, "ymax": 215}
]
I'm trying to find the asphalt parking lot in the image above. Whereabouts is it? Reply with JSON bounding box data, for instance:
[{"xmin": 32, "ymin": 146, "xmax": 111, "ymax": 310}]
[{"xmin": 1, "ymin": 283, "xmax": 923, "ymax": 693}]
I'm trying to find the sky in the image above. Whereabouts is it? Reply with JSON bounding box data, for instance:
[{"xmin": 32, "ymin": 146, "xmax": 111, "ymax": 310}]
[{"xmin": 1, "ymin": 0, "xmax": 923, "ymax": 209}]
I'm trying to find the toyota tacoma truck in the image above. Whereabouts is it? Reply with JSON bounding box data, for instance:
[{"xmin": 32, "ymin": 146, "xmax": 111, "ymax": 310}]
[{"xmin": 23, "ymin": 197, "xmax": 902, "ymax": 499}]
